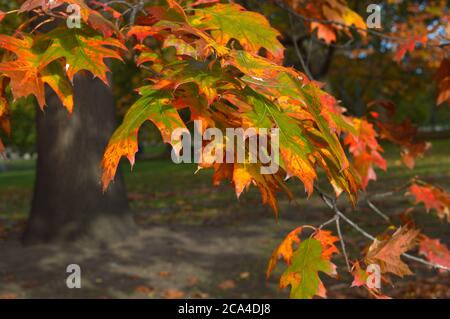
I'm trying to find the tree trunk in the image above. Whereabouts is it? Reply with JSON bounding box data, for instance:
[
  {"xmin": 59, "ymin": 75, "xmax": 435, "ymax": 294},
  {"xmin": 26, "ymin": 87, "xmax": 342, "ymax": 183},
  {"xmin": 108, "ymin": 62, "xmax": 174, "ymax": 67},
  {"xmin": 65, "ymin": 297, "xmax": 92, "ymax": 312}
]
[{"xmin": 22, "ymin": 74, "xmax": 135, "ymax": 245}]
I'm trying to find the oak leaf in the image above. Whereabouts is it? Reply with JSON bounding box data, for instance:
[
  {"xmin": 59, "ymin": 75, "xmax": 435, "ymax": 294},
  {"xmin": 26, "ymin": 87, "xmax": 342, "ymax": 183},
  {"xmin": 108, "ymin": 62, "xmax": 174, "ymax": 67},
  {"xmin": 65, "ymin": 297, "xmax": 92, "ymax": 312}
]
[
  {"xmin": 419, "ymin": 236, "xmax": 450, "ymax": 271},
  {"xmin": 102, "ymin": 87, "xmax": 186, "ymax": 190},
  {"xmin": 189, "ymin": 3, "xmax": 284, "ymax": 62},
  {"xmin": 280, "ymin": 238, "xmax": 337, "ymax": 299},
  {"xmin": 408, "ymin": 183, "xmax": 450, "ymax": 222},
  {"xmin": 365, "ymin": 227, "xmax": 419, "ymax": 277},
  {"xmin": 0, "ymin": 34, "xmax": 74, "ymax": 111}
]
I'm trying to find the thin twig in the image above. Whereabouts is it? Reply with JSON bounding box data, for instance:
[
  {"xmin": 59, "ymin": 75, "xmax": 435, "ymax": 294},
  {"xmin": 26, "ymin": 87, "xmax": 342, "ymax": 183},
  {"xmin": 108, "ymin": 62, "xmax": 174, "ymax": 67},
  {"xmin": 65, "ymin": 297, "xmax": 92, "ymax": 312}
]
[
  {"xmin": 289, "ymin": 13, "xmax": 314, "ymax": 80},
  {"xmin": 319, "ymin": 215, "xmax": 338, "ymax": 229},
  {"xmin": 335, "ymin": 215, "xmax": 351, "ymax": 272},
  {"xmin": 366, "ymin": 199, "xmax": 390, "ymax": 223}
]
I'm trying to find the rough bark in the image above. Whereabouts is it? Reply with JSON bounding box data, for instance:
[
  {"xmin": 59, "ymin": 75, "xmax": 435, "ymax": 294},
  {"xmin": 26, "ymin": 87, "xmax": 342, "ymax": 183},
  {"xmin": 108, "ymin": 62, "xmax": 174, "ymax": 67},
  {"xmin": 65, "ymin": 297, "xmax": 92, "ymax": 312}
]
[{"xmin": 22, "ymin": 74, "xmax": 135, "ymax": 245}]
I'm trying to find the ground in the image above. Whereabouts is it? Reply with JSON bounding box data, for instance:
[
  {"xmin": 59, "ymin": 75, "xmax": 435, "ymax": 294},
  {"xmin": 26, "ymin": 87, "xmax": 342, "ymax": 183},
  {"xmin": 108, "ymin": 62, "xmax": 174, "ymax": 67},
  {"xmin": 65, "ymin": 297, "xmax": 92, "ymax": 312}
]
[{"xmin": 0, "ymin": 140, "xmax": 449, "ymax": 299}]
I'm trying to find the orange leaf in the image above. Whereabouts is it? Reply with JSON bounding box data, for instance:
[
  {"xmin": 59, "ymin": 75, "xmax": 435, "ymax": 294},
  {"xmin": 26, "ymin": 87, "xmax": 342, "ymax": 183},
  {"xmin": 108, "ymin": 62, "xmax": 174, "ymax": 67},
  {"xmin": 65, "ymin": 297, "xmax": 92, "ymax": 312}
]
[
  {"xmin": 365, "ymin": 227, "xmax": 420, "ymax": 277},
  {"xmin": 267, "ymin": 227, "xmax": 303, "ymax": 278},
  {"xmin": 313, "ymin": 229, "xmax": 340, "ymax": 260}
]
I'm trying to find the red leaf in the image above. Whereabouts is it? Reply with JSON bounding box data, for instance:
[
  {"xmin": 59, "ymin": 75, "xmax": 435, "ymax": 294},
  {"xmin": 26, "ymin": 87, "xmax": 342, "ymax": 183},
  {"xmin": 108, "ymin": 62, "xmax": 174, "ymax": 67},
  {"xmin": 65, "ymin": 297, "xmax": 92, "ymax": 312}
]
[
  {"xmin": 344, "ymin": 118, "xmax": 386, "ymax": 189},
  {"xmin": 351, "ymin": 261, "xmax": 368, "ymax": 287},
  {"xmin": 436, "ymin": 58, "xmax": 450, "ymax": 106},
  {"xmin": 375, "ymin": 115, "xmax": 430, "ymax": 169},
  {"xmin": 408, "ymin": 183, "xmax": 450, "ymax": 222},
  {"xmin": 127, "ymin": 26, "xmax": 163, "ymax": 43},
  {"xmin": 419, "ymin": 236, "xmax": 450, "ymax": 271},
  {"xmin": 395, "ymin": 35, "xmax": 428, "ymax": 62},
  {"xmin": 191, "ymin": 0, "xmax": 220, "ymax": 7}
]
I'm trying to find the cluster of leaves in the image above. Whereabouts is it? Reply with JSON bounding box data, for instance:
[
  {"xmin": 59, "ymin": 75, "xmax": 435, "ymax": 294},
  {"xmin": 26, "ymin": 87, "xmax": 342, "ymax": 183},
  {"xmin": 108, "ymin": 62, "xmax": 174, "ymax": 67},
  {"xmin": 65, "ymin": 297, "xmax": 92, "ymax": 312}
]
[
  {"xmin": 386, "ymin": 0, "xmax": 449, "ymax": 106},
  {"xmin": 0, "ymin": 0, "xmax": 449, "ymax": 299},
  {"xmin": 101, "ymin": 0, "xmax": 364, "ymax": 214},
  {"xmin": 282, "ymin": 0, "xmax": 367, "ymax": 44},
  {"xmin": 269, "ymin": 179, "xmax": 450, "ymax": 299},
  {"xmin": 0, "ymin": 0, "xmax": 127, "ymax": 153}
]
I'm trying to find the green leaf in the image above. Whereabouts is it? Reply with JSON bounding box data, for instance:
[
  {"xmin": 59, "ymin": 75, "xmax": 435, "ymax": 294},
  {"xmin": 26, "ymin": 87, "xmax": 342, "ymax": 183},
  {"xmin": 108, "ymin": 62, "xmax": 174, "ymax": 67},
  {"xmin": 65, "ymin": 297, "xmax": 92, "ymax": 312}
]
[
  {"xmin": 39, "ymin": 28, "xmax": 126, "ymax": 84},
  {"xmin": 102, "ymin": 87, "xmax": 186, "ymax": 189},
  {"xmin": 0, "ymin": 34, "xmax": 73, "ymax": 111},
  {"xmin": 190, "ymin": 3, "xmax": 284, "ymax": 61},
  {"xmin": 281, "ymin": 239, "xmax": 336, "ymax": 299}
]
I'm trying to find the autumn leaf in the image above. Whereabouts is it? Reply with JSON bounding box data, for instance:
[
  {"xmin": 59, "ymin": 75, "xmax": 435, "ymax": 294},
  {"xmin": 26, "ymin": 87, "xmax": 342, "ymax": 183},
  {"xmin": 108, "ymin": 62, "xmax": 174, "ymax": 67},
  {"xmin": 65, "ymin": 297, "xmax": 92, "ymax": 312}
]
[
  {"xmin": 135, "ymin": 285, "xmax": 155, "ymax": 296},
  {"xmin": 232, "ymin": 164, "xmax": 253, "ymax": 198},
  {"xmin": 19, "ymin": 0, "xmax": 117, "ymax": 37},
  {"xmin": 163, "ymin": 35, "xmax": 198, "ymax": 58},
  {"xmin": 102, "ymin": 87, "xmax": 186, "ymax": 190},
  {"xmin": 162, "ymin": 288, "xmax": 185, "ymax": 299},
  {"xmin": 267, "ymin": 226, "xmax": 303, "ymax": 278},
  {"xmin": 350, "ymin": 261, "xmax": 392, "ymax": 298},
  {"xmin": 127, "ymin": 26, "xmax": 163, "ymax": 43},
  {"xmin": 400, "ymin": 142, "xmax": 431, "ymax": 169},
  {"xmin": 91, "ymin": 0, "xmax": 123, "ymax": 20},
  {"xmin": 152, "ymin": 60, "xmax": 231, "ymax": 105},
  {"xmin": 436, "ymin": 58, "xmax": 450, "ymax": 106},
  {"xmin": 284, "ymin": 0, "xmax": 366, "ymax": 44},
  {"xmin": 229, "ymin": 163, "xmax": 292, "ymax": 214},
  {"xmin": 419, "ymin": 236, "xmax": 450, "ymax": 271},
  {"xmin": 365, "ymin": 227, "xmax": 420, "ymax": 277},
  {"xmin": 344, "ymin": 118, "xmax": 386, "ymax": 189},
  {"xmin": 19, "ymin": 0, "xmax": 65, "ymax": 12},
  {"xmin": 39, "ymin": 28, "xmax": 126, "ymax": 85},
  {"xmin": 0, "ymin": 34, "xmax": 74, "ymax": 111},
  {"xmin": 268, "ymin": 228, "xmax": 339, "ymax": 299},
  {"xmin": 0, "ymin": 76, "xmax": 10, "ymax": 137},
  {"xmin": 351, "ymin": 261, "xmax": 368, "ymax": 288},
  {"xmin": 218, "ymin": 279, "xmax": 236, "ymax": 290},
  {"xmin": 280, "ymin": 238, "xmax": 337, "ymax": 299},
  {"xmin": 118, "ymin": 2, "xmax": 360, "ymax": 211},
  {"xmin": 372, "ymin": 104, "xmax": 430, "ymax": 169},
  {"xmin": 189, "ymin": 3, "xmax": 284, "ymax": 62},
  {"xmin": 313, "ymin": 229, "xmax": 339, "ymax": 259},
  {"xmin": 0, "ymin": 28, "xmax": 125, "ymax": 112},
  {"xmin": 395, "ymin": 35, "xmax": 428, "ymax": 62},
  {"xmin": 408, "ymin": 183, "xmax": 450, "ymax": 222}
]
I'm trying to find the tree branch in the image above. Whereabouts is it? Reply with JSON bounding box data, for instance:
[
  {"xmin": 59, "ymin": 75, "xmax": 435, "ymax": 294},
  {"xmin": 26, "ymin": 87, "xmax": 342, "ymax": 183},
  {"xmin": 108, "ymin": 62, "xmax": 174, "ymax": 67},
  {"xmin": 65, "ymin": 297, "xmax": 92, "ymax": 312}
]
[{"xmin": 313, "ymin": 186, "xmax": 450, "ymax": 272}]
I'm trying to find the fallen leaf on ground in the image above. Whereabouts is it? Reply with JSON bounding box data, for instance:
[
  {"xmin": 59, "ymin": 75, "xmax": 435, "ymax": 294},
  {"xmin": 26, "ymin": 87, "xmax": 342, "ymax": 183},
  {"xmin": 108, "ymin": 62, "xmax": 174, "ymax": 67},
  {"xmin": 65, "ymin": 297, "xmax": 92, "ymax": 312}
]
[
  {"xmin": 186, "ymin": 276, "xmax": 199, "ymax": 286},
  {"xmin": 218, "ymin": 279, "xmax": 236, "ymax": 290},
  {"xmin": 240, "ymin": 272, "xmax": 250, "ymax": 279},
  {"xmin": 158, "ymin": 271, "xmax": 171, "ymax": 278},
  {"xmin": 135, "ymin": 285, "xmax": 155, "ymax": 295},
  {"xmin": 163, "ymin": 288, "xmax": 185, "ymax": 299}
]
